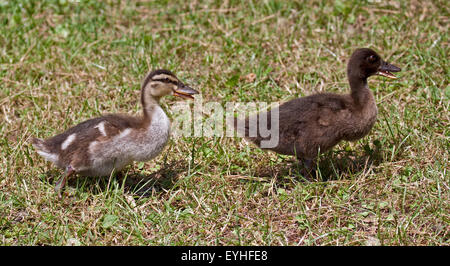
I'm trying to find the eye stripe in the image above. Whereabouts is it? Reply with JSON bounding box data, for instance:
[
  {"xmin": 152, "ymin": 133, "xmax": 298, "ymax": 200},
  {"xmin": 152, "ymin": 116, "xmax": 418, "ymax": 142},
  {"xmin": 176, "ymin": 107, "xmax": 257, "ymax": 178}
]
[
  {"xmin": 152, "ymin": 78, "xmax": 179, "ymax": 85},
  {"xmin": 141, "ymin": 70, "xmax": 179, "ymax": 90}
]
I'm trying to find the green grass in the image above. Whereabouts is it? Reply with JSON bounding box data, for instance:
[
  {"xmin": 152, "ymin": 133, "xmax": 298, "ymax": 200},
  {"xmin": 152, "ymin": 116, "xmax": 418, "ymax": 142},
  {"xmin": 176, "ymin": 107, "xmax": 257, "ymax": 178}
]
[{"xmin": 0, "ymin": 0, "xmax": 448, "ymax": 245}]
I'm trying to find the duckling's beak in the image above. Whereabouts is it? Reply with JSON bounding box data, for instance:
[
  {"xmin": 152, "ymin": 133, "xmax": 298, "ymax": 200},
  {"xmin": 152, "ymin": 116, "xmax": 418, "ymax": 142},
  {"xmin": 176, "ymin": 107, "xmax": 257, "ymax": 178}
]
[
  {"xmin": 376, "ymin": 60, "xmax": 401, "ymax": 79},
  {"xmin": 173, "ymin": 84, "xmax": 199, "ymax": 99}
]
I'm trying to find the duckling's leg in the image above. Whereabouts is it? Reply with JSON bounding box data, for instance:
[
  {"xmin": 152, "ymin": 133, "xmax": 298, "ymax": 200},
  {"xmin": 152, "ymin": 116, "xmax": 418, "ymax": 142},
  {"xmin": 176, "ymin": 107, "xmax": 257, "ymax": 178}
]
[
  {"xmin": 55, "ymin": 165, "xmax": 75, "ymax": 198},
  {"xmin": 298, "ymin": 158, "xmax": 315, "ymax": 180},
  {"xmin": 303, "ymin": 159, "xmax": 314, "ymax": 171}
]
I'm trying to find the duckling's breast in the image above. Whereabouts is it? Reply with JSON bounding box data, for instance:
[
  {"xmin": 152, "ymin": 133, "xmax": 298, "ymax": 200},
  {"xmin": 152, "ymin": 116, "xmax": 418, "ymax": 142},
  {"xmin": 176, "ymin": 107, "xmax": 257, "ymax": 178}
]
[
  {"xmin": 133, "ymin": 106, "xmax": 171, "ymax": 162},
  {"xmin": 344, "ymin": 97, "xmax": 378, "ymax": 141}
]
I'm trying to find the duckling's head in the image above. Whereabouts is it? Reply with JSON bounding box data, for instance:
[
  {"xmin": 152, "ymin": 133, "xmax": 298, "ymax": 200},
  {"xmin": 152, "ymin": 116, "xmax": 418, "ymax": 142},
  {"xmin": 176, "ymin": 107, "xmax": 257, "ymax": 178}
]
[
  {"xmin": 142, "ymin": 69, "xmax": 198, "ymax": 100},
  {"xmin": 348, "ymin": 48, "xmax": 401, "ymax": 80}
]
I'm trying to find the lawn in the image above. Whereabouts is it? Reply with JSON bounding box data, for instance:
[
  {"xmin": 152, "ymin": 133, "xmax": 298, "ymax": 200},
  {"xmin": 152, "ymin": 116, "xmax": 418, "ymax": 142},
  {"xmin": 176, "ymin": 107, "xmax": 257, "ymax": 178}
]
[{"xmin": 0, "ymin": 0, "xmax": 448, "ymax": 245}]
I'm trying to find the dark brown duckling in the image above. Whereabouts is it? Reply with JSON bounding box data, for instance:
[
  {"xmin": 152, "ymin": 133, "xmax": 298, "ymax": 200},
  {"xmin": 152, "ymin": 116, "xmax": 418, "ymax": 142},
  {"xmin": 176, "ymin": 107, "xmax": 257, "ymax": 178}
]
[
  {"xmin": 32, "ymin": 69, "xmax": 198, "ymax": 196},
  {"xmin": 233, "ymin": 48, "xmax": 401, "ymax": 173}
]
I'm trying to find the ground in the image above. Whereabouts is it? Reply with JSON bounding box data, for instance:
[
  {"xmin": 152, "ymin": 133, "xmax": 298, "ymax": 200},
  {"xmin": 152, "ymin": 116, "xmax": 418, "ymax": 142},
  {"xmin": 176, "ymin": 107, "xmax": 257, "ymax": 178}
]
[{"xmin": 0, "ymin": 0, "xmax": 448, "ymax": 245}]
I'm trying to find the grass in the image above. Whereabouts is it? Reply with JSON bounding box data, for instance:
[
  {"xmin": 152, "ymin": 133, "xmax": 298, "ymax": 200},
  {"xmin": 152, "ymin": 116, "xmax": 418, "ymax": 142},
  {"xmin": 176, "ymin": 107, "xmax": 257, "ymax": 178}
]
[{"xmin": 0, "ymin": 0, "xmax": 448, "ymax": 245}]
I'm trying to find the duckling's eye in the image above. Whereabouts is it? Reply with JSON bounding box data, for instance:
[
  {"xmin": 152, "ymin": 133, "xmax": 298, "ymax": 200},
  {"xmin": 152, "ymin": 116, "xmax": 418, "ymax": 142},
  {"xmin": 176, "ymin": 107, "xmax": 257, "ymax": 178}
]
[{"xmin": 367, "ymin": 55, "xmax": 377, "ymax": 63}]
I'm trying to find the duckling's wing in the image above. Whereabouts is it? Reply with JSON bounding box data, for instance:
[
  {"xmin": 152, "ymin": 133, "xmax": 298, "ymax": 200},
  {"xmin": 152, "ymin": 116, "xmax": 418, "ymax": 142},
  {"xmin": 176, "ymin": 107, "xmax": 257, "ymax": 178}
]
[
  {"xmin": 278, "ymin": 93, "xmax": 352, "ymax": 124},
  {"xmin": 34, "ymin": 114, "xmax": 138, "ymax": 160}
]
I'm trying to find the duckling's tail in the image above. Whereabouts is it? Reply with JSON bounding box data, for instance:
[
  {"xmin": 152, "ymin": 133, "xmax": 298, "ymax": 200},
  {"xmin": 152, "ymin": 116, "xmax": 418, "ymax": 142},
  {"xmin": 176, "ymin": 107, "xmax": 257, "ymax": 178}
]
[
  {"xmin": 31, "ymin": 137, "xmax": 47, "ymax": 151},
  {"xmin": 31, "ymin": 137, "xmax": 59, "ymax": 164}
]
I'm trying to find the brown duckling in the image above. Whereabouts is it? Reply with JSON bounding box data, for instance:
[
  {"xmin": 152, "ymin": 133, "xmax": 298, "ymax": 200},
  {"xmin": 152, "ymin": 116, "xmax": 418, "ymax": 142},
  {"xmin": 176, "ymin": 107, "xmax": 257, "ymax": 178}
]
[
  {"xmin": 233, "ymin": 48, "xmax": 401, "ymax": 173},
  {"xmin": 32, "ymin": 69, "xmax": 198, "ymax": 196}
]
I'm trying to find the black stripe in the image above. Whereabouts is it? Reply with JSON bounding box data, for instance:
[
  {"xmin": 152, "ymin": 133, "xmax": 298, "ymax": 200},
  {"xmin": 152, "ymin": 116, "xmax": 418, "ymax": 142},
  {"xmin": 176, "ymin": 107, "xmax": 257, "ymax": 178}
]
[
  {"xmin": 152, "ymin": 78, "xmax": 179, "ymax": 85},
  {"xmin": 141, "ymin": 69, "xmax": 176, "ymax": 90}
]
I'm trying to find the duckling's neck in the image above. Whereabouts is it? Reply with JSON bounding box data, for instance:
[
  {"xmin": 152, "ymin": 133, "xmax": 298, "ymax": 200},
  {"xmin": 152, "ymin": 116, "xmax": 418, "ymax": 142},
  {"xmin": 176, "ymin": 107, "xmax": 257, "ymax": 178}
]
[
  {"xmin": 141, "ymin": 87, "xmax": 161, "ymax": 124},
  {"xmin": 349, "ymin": 75, "xmax": 372, "ymax": 108}
]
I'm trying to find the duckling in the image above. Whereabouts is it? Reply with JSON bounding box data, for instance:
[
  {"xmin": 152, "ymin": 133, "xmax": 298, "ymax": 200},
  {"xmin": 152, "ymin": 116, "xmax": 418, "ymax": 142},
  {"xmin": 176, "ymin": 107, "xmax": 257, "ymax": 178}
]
[
  {"xmin": 233, "ymin": 48, "xmax": 401, "ymax": 173},
  {"xmin": 32, "ymin": 69, "xmax": 198, "ymax": 196}
]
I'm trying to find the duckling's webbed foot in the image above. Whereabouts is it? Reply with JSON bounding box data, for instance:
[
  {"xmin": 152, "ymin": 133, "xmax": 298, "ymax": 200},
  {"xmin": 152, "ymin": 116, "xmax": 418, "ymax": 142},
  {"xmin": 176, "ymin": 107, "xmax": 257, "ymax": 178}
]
[{"xmin": 55, "ymin": 166, "xmax": 75, "ymax": 198}]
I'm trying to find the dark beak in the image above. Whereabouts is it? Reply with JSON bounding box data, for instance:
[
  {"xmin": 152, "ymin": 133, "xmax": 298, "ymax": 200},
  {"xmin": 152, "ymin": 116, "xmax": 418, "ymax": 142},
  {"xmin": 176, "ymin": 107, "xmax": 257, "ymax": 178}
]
[
  {"xmin": 376, "ymin": 60, "xmax": 401, "ymax": 79},
  {"xmin": 173, "ymin": 83, "xmax": 199, "ymax": 99}
]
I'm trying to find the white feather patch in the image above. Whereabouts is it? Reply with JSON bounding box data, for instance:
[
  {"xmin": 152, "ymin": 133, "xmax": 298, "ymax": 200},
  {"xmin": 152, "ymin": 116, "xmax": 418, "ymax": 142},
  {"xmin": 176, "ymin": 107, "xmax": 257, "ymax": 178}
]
[
  {"xmin": 61, "ymin": 133, "xmax": 76, "ymax": 150},
  {"xmin": 118, "ymin": 128, "xmax": 131, "ymax": 138},
  {"xmin": 94, "ymin": 121, "xmax": 107, "ymax": 136},
  {"xmin": 89, "ymin": 140, "xmax": 99, "ymax": 154},
  {"xmin": 37, "ymin": 150, "xmax": 59, "ymax": 164}
]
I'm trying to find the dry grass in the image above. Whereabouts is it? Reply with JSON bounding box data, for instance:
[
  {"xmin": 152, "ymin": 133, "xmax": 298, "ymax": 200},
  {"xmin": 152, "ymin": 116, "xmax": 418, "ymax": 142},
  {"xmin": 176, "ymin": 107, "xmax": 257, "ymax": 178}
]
[{"xmin": 0, "ymin": 0, "xmax": 448, "ymax": 245}]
